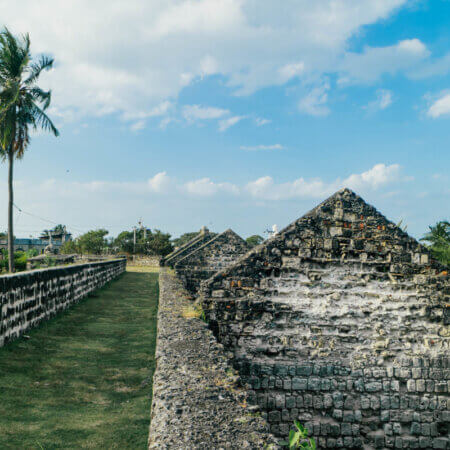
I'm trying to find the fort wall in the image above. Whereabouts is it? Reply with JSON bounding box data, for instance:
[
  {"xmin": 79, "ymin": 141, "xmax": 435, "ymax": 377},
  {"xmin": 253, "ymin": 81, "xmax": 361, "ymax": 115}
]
[{"xmin": 0, "ymin": 259, "xmax": 126, "ymax": 347}]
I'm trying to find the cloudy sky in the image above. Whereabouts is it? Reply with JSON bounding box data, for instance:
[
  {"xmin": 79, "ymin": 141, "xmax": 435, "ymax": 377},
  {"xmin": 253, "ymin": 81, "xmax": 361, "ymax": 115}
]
[{"xmin": 0, "ymin": 0, "xmax": 449, "ymax": 239}]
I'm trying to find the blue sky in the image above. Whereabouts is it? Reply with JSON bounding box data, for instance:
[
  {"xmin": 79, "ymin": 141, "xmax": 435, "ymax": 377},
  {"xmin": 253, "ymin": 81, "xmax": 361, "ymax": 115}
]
[{"xmin": 0, "ymin": 0, "xmax": 449, "ymax": 240}]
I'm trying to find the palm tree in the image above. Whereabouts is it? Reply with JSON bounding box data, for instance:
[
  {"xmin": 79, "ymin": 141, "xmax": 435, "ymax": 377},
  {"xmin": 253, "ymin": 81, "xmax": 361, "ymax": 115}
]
[
  {"xmin": 421, "ymin": 220, "xmax": 450, "ymax": 267},
  {"xmin": 0, "ymin": 28, "xmax": 59, "ymax": 272}
]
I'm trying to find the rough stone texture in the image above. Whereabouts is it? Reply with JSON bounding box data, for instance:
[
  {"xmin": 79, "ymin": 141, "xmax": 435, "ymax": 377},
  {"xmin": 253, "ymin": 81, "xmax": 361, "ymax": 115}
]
[
  {"xmin": 148, "ymin": 269, "xmax": 278, "ymax": 449},
  {"xmin": 131, "ymin": 255, "xmax": 161, "ymax": 266},
  {"xmin": 162, "ymin": 228, "xmax": 215, "ymax": 268},
  {"xmin": 175, "ymin": 229, "xmax": 249, "ymax": 295},
  {"xmin": 200, "ymin": 189, "xmax": 449, "ymax": 448},
  {"xmin": 0, "ymin": 259, "xmax": 126, "ymax": 347}
]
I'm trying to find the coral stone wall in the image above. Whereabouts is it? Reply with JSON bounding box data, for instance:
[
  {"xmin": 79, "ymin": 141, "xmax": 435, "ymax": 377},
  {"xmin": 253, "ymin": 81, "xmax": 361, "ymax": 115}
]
[
  {"xmin": 0, "ymin": 259, "xmax": 126, "ymax": 347},
  {"xmin": 162, "ymin": 230, "xmax": 215, "ymax": 267},
  {"xmin": 148, "ymin": 269, "xmax": 277, "ymax": 449},
  {"xmin": 200, "ymin": 189, "xmax": 449, "ymax": 448},
  {"xmin": 175, "ymin": 229, "xmax": 249, "ymax": 294}
]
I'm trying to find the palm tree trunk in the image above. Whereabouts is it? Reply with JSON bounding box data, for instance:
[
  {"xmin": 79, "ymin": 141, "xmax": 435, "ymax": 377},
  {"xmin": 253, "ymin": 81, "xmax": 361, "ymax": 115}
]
[{"xmin": 7, "ymin": 150, "xmax": 14, "ymax": 273}]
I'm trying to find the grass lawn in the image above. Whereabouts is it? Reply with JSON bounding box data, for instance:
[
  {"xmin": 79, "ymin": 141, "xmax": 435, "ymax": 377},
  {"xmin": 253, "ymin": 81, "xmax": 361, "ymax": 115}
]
[{"xmin": 0, "ymin": 266, "xmax": 159, "ymax": 449}]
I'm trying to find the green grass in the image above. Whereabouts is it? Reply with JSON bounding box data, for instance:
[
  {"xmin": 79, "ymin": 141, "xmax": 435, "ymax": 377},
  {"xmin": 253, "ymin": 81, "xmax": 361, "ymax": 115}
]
[{"xmin": 0, "ymin": 267, "xmax": 159, "ymax": 449}]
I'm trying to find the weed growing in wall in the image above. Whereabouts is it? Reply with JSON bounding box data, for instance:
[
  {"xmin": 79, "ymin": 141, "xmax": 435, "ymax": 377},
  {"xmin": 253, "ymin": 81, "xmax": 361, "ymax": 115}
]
[{"xmin": 280, "ymin": 421, "xmax": 316, "ymax": 449}]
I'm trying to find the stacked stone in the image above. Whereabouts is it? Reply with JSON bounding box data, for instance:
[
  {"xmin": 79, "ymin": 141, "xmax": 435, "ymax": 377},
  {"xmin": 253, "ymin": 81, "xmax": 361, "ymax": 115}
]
[
  {"xmin": 162, "ymin": 227, "xmax": 215, "ymax": 267},
  {"xmin": 175, "ymin": 229, "xmax": 249, "ymax": 294},
  {"xmin": 0, "ymin": 259, "xmax": 126, "ymax": 347},
  {"xmin": 148, "ymin": 269, "xmax": 278, "ymax": 449},
  {"xmin": 200, "ymin": 189, "xmax": 449, "ymax": 448}
]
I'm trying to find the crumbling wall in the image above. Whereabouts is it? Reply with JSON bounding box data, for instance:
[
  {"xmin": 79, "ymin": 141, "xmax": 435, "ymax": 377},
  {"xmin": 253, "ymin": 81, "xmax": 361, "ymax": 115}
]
[
  {"xmin": 0, "ymin": 259, "xmax": 126, "ymax": 347},
  {"xmin": 148, "ymin": 269, "xmax": 277, "ymax": 449},
  {"xmin": 175, "ymin": 229, "xmax": 249, "ymax": 294},
  {"xmin": 200, "ymin": 189, "xmax": 449, "ymax": 448},
  {"xmin": 162, "ymin": 228, "xmax": 215, "ymax": 267}
]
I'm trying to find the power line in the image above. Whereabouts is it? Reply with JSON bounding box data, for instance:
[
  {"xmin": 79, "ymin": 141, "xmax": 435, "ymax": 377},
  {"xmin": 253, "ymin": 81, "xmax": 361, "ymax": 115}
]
[
  {"xmin": 5, "ymin": 203, "xmax": 147, "ymax": 237},
  {"xmin": 12, "ymin": 203, "xmax": 86, "ymax": 233}
]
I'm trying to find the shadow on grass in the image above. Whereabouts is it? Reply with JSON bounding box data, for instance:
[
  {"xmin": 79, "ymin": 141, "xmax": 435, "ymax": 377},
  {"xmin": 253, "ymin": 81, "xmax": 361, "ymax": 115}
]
[{"xmin": 0, "ymin": 269, "xmax": 158, "ymax": 449}]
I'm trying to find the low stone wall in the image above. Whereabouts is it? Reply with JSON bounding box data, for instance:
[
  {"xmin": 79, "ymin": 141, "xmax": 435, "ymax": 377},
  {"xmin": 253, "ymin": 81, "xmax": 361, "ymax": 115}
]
[
  {"xmin": 0, "ymin": 259, "xmax": 126, "ymax": 347},
  {"xmin": 148, "ymin": 269, "xmax": 277, "ymax": 449},
  {"xmin": 130, "ymin": 256, "xmax": 161, "ymax": 266}
]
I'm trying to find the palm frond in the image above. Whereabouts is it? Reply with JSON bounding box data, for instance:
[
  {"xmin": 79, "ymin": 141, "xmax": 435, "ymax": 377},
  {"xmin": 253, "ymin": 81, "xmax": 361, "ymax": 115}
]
[
  {"xmin": 24, "ymin": 54, "xmax": 54, "ymax": 85},
  {"xmin": 28, "ymin": 86, "xmax": 52, "ymax": 110},
  {"xmin": 30, "ymin": 104, "xmax": 59, "ymax": 137}
]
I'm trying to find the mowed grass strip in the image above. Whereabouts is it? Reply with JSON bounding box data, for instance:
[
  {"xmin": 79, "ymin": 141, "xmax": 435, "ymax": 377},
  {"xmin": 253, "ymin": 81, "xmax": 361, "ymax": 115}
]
[{"xmin": 0, "ymin": 266, "xmax": 159, "ymax": 450}]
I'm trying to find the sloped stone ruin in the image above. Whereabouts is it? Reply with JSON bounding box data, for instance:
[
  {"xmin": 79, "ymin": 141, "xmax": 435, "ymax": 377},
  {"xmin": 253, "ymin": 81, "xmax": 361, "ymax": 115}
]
[
  {"xmin": 200, "ymin": 189, "xmax": 449, "ymax": 449},
  {"xmin": 162, "ymin": 226, "xmax": 215, "ymax": 268},
  {"xmin": 175, "ymin": 229, "xmax": 249, "ymax": 294}
]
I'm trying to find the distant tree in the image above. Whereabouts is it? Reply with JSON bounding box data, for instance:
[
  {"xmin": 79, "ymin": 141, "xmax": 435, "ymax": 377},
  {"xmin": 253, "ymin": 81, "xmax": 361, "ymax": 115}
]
[
  {"xmin": 0, "ymin": 28, "xmax": 59, "ymax": 272},
  {"xmin": 60, "ymin": 240, "xmax": 79, "ymax": 254},
  {"xmin": 113, "ymin": 230, "xmax": 134, "ymax": 254},
  {"xmin": 421, "ymin": 220, "xmax": 450, "ymax": 266},
  {"xmin": 113, "ymin": 228, "xmax": 173, "ymax": 256},
  {"xmin": 77, "ymin": 229, "xmax": 109, "ymax": 255},
  {"xmin": 145, "ymin": 229, "xmax": 173, "ymax": 256},
  {"xmin": 40, "ymin": 224, "xmax": 66, "ymax": 238},
  {"xmin": 246, "ymin": 234, "xmax": 264, "ymax": 248},
  {"xmin": 0, "ymin": 231, "xmax": 6, "ymax": 240},
  {"xmin": 171, "ymin": 232, "xmax": 199, "ymax": 248}
]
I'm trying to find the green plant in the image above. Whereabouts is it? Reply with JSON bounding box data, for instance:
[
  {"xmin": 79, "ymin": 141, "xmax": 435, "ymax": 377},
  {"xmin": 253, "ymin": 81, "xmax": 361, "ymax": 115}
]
[
  {"xmin": 280, "ymin": 421, "xmax": 316, "ymax": 449},
  {"xmin": 246, "ymin": 234, "xmax": 264, "ymax": 248},
  {"xmin": 14, "ymin": 251, "xmax": 27, "ymax": 271},
  {"xmin": 43, "ymin": 255, "xmax": 56, "ymax": 267},
  {"xmin": 60, "ymin": 239, "xmax": 79, "ymax": 254},
  {"xmin": 420, "ymin": 220, "xmax": 450, "ymax": 266},
  {"xmin": 25, "ymin": 248, "xmax": 38, "ymax": 258},
  {"xmin": 0, "ymin": 250, "xmax": 28, "ymax": 272}
]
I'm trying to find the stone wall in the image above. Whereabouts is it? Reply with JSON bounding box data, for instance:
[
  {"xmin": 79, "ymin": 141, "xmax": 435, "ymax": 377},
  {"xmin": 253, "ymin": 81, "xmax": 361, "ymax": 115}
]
[
  {"xmin": 148, "ymin": 269, "xmax": 277, "ymax": 449},
  {"xmin": 0, "ymin": 259, "xmax": 126, "ymax": 347},
  {"xmin": 175, "ymin": 229, "xmax": 249, "ymax": 295},
  {"xmin": 131, "ymin": 255, "xmax": 161, "ymax": 266},
  {"xmin": 162, "ymin": 228, "xmax": 215, "ymax": 268},
  {"xmin": 200, "ymin": 189, "xmax": 449, "ymax": 449}
]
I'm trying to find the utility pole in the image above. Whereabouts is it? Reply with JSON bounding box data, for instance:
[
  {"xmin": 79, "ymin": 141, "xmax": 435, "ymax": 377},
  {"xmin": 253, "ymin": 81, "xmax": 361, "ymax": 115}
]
[{"xmin": 133, "ymin": 226, "xmax": 136, "ymax": 255}]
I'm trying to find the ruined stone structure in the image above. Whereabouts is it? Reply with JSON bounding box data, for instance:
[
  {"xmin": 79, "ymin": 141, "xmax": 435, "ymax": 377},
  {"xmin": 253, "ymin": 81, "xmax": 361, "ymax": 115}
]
[
  {"xmin": 175, "ymin": 229, "xmax": 249, "ymax": 294},
  {"xmin": 200, "ymin": 189, "xmax": 449, "ymax": 449},
  {"xmin": 148, "ymin": 269, "xmax": 277, "ymax": 449},
  {"xmin": 0, "ymin": 259, "xmax": 126, "ymax": 347},
  {"xmin": 162, "ymin": 226, "xmax": 215, "ymax": 268}
]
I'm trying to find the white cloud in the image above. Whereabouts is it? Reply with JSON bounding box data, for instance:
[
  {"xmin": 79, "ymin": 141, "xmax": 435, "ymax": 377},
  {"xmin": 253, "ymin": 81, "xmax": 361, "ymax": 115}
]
[
  {"xmin": 183, "ymin": 178, "xmax": 239, "ymax": 196},
  {"xmin": 342, "ymin": 163, "xmax": 400, "ymax": 190},
  {"xmin": 427, "ymin": 92, "xmax": 450, "ymax": 118},
  {"xmin": 279, "ymin": 62, "xmax": 305, "ymax": 82},
  {"xmin": 298, "ymin": 82, "xmax": 330, "ymax": 117},
  {"xmin": 246, "ymin": 163, "xmax": 402, "ymax": 200},
  {"xmin": 182, "ymin": 104, "xmax": 229, "ymax": 122},
  {"xmin": 240, "ymin": 144, "xmax": 284, "ymax": 151},
  {"xmin": 255, "ymin": 117, "xmax": 271, "ymax": 126},
  {"xmin": 0, "ymin": 0, "xmax": 410, "ymax": 123},
  {"xmin": 218, "ymin": 115, "xmax": 246, "ymax": 132},
  {"xmin": 338, "ymin": 39, "xmax": 429, "ymax": 85},
  {"xmin": 364, "ymin": 89, "xmax": 393, "ymax": 112},
  {"xmin": 148, "ymin": 172, "xmax": 172, "ymax": 193},
  {"xmin": 130, "ymin": 120, "xmax": 146, "ymax": 132},
  {"xmin": 410, "ymin": 53, "xmax": 450, "ymax": 79}
]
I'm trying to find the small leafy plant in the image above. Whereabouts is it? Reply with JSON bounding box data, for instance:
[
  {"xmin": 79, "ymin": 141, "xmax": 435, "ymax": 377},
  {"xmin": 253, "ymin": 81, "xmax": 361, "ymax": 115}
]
[{"xmin": 280, "ymin": 421, "xmax": 316, "ymax": 449}]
